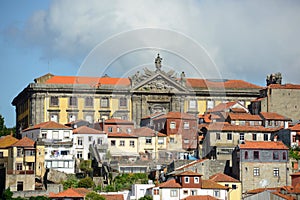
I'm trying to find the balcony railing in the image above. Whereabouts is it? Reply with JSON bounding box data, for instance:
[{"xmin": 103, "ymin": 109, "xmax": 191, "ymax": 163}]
[
  {"xmin": 45, "ymin": 154, "xmax": 74, "ymax": 160},
  {"xmin": 7, "ymin": 170, "xmax": 34, "ymax": 175}
]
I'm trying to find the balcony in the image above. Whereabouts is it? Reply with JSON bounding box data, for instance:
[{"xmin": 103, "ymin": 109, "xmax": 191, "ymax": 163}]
[
  {"xmin": 95, "ymin": 144, "xmax": 108, "ymax": 150},
  {"xmin": 45, "ymin": 154, "xmax": 74, "ymax": 160},
  {"xmin": 7, "ymin": 170, "xmax": 34, "ymax": 175}
]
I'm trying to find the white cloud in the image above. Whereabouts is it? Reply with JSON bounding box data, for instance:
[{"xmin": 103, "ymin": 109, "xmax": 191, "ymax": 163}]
[{"xmin": 6, "ymin": 0, "xmax": 300, "ymax": 85}]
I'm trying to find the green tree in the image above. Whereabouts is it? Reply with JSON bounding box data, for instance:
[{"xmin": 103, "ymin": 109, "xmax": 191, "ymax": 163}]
[
  {"xmin": 78, "ymin": 177, "xmax": 95, "ymax": 188},
  {"xmin": 62, "ymin": 175, "xmax": 78, "ymax": 190},
  {"xmin": 29, "ymin": 196, "xmax": 50, "ymax": 200},
  {"xmin": 139, "ymin": 195, "xmax": 153, "ymax": 200},
  {"xmin": 85, "ymin": 192, "xmax": 105, "ymax": 200},
  {"xmin": 79, "ymin": 160, "xmax": 93, "ymax": 176},
  {"xmin": 290, "ymin": 147, "xmax": 300, "ymax": 161},
  {"xmin": 2, "ymin": 187, "xmax": 13, "ymax": 200}
]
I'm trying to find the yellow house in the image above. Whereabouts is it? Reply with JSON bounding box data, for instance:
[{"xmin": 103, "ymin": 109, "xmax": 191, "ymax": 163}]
[
  {"xmin": 0, "ymin": 135, "xmax": 19, "ymax": 168},
  {"xmin": 209, "ymin": 173, "xmax": 242, "ymax": 200}
]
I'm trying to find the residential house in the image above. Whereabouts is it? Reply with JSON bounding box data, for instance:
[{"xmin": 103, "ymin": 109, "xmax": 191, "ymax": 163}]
[
  {"xmin": 140, "ymin": 112, "xmax": 165, "ymax": 128},
  {"xmin": 132, "ymin": 127, "xmax": 166, "ymax": 160},
  {"xmin": 259, "ymin": 112, "xmax": 291, "ymax": 128},
  {"xmin": 232, "ymin": 141, "xmax": 290, "ymax": 193},
  {"xmin": 99, "ymin": 118, "xmax": 134, "ymax": 134},
  {"xmin": 72, "ymin": 126, "xmax": 107, "ymax": 161},
  {"xmin": 0, "ymin": 135, "xmax": 19, "ymax": 168},
  {"xmin": 130, "ymin": 183, "xmax": 155, "ymax": 200},
  {"xmin": 153, "ymin": 112, "xmax": 198, "ymax": 159},
  {"xmin": 108, "ymin": 132, "xmax": 138, "ymax": 159},
  {"xmin": 49, "ymin": 188, "xmax": 90, "ymax": 199},
  {"xmin": 22, "ymin": 121, "xmax": 75, "ymax": 174},
  {"xmin": 209, "ymin": 173, "xmax": 242, "ymax": 200},
  {"xmin": 149, "ymin": 171, "xmax": 228, "ymax": 200}
]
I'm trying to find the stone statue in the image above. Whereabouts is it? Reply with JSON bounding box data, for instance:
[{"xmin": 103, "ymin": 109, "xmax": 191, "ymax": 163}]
[
  {"xmin": 155, "ymin": 54, "xmax": 162, "ymax": 71},
  {"xmin": 266, "ymin": 72, "xmax": 282, "ymax": 86}
]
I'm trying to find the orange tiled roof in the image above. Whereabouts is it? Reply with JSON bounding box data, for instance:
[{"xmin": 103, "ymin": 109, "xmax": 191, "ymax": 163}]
[
  {"xmin": 228, "ymin": 113, "xmax": 261, "ymax": 121},
  {"xmin": 12, "ymin": 137, "xmax": 35, "ymax": 147},
  {"xmin": 247, "ymin": 187, "xmax": 279, "ymax": 194},
  {"xmin": 209, "ymin": 173, "xmax": 240, "ymax": 183},
  {"xmin": 201, "ymin": 180, "xmax": 228, "ymax": 189},
  {"xmin": 100, "ymin": 194, "xmax": 124, "ymax": 200},
  {"xmin": 290, "ymin": 123, "xmax": 300, "ymax": 131},
  {"xmin": 107, "ymin": 132, "xmax": 138, "ymax": 138},
  {"xmin": 105, "ymin": 118, "xmax": 134, "ymax": 124},
  {"xmin": 207, "ymin": 101, "xmax": 238, "ymax": 113},
  {"xmin": 231, "ymin": 107, "xmax": 248, "ymax": 113},
  {"xmin": 186, "ymin": 78, "xmax": 262, "ymax": 89},
  {"xmin": 0, "ymin": 135, "xmax": 19, "ymax": 148},
  {"xmin": 45, "ymin": 75, "xmax": 130, "ymax": 86},
  {"xmin": 154, "ymin": 112, "xmax": 197, "ymax": 120},
  {"xmin": 176, "ymin": 159, "xmax": 207, "ymax": 171},
  {"xmin": 239, "ymin": 141, "xmax": 288, "ymax": 150},
  {"xmin": 133, "ymin": 127, "xmax": 166, "ymax": 137},
  {"xmin": 267, "ymin": 83, "xmax": 300, "ymax": 89},
  {"xmin": 176, "ymin": 171, "xmax": 202, "ymax": 177},
  {"xmin": 200, "ymin": 122, "xmax": 281, "ymax": 132},
  {"xmin": 260, "ymin": 112, "xmax": 291, "ymax": 120},
  {"xmin": 49, "ymin": 188, "xmax": 90, "ymax": 198},
  {"xmin": 251, "ymin": 97, "xmax": 266, "ymax": 102},
  {"xmin": 158, "ymin": 179, "xmax": 181, "ymax": 188},
  {"xmin": 182, "ymin": 195, "xmax": 219, "ymax": 200},
  {"xmin": 73, "ymin": 126, "xmax": 105, "ymax": 134},
  {"xmin": 23, "ymin": 121, "xmax": 71, "ymax": 132}
]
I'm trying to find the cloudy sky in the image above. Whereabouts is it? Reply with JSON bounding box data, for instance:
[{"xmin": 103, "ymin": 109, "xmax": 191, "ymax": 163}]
[{"xmin": 1, "ymin": 0, "xmax": 300, "ymax": 127}]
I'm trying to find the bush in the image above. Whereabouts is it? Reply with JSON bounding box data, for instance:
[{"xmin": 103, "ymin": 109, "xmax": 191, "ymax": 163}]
[
  {"xmin": 78, "ymin": 177, "xmax": 95, "ymax": 188},
  {"xmin": 85, "ymin": 192, "xmax": 105, "ymax": 200}
]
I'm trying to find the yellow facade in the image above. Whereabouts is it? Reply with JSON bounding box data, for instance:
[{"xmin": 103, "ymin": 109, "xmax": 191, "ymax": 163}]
[{"xmin": 217, "ymin": 182, "xmax": 242, "ymax": 200}]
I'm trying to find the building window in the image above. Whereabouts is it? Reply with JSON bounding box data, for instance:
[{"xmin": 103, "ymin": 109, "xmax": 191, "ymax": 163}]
[
  {"xmin": 146, "ymin": 138, "xmax": 152, "ymax": 144},
  {"xmin": 207, "ymin": 100, "xmax": 214, "ymax": 110},
  {"xmin": 184, "ymin": 177, "xmax": 189, "ymax": 183},
  {"xmin": 194, "ymin": 177, "xmax": 199, "ymax": 183},
  {"xmin": 119, "ymin": 97, "xmax": 127, "ymax": 107},
  {"xmin": 69, "ymin": 97, "xmax": 77, "ymax": 107},
  {"xmin": 216, "ymin": 133, "xmax": 221, "ymax": 140},
  {"xmin": 153, "ymin": 189, "xmax": 159, "ymax": 195},
  {"xmin": 240, "ymin": 133, "xmax": 244, "ymax": 142},
  {"xmin": 130, "ymin": 141, "xmax": 135, "ymax": 147},
  {"xmin": 17, "ymin": 181, "xmax": 23, "ymax": 191},
  {"xmin": 170, "ymin": 122, "xmax": 176, "ymax": 129},
  {"xmin": 50, "ymin": 113, "xmax": 59, "ymax": 122},
  {"xmin": 77, "ymin": 151, "xmax": 83, "ymax": 159},
  {"xmin": 85, "ymin": 97, "xmax": 93, "ymax": 107},
  {"xmin": 0, "ymin": 152, "xmax": 3, "ymax": 158},
  {"xmin": 191, "ymin": 190, "xmax": 197, "ymax": 196},
  {"xmin": 170, "ymin": 138, "xmax": 175, "ymax": 143},
  {"xmin": 68, "ymin": 114, "xmax": 77, "ymax": 122},
  {"xmin": 283, "ymin": 152, "xmax": 287, "ymax": 160},
  {"xmin": 85, "ymin": 114, "xmax": 93, "ymax": 123},
  {"xmin": 273, "ymin": 151, "xmax": 279, "ymax": 160},
  {"xmin": 41, "ymin": 132, "xmax": 47, "ymax": 139},
  {"xmin": 50, "ymin": 96, "xmax": 59, "ymax": 106},
  {"xmin": 108, "ymin": 127, "xmax": 113, "ymax": 132},
  {"xmin": 63, "ymin": 131, "xmax": 70, "ymax": 139},
  {"xmin": 264, "ymin": 134, "xmax": 269, "ymax": 141},
  {"xmin": 97, "ymin": 138, "xmax": 103, "ymax": 145},
  {"xmin": 213, "ymin": 190, "xmax": 220, "ymax": 197},
  {"xmin": 232, "ymin": 184, "xmax": 237, "ymax": 189},
  {"xmin": 183, "ymin": 190, "xmax": 188, "ymax": 195},
  {"xmin": 189, "ymin": 100, "xmax": 197, "ymax": 109},
  {"xmin": 245, "ymin": 151, "xmax": 248, "ymax": 159},
  {"xmin": 184, "ymin": 139, "xmax": 189, "ymax": 144},
  {"xmin": 183, "ymin": 122, "xmax": 189, "ymax": 129},
  {"xmin": 119, "ymin": 140, "xmax": 125, "ymax": 146},
  {"xmin": 111, "ymin": 140, "xmax": 116, "ymax": 146},
  {"xmin": 170, "ymin": 190, "xmax": 178, "ymax": 197},
  {"xmin": 274, "ymin": 168, "xmax": 279, "ymax": 176},
  {"xmin": 252, "ymin": 133, "xmax": 257, "ymax": 141},
  {"xmin": 254, "ymin": 151, "xmax": 259, "ymax": 160},
  {"xmin": 88, "ymin": 136, "xmax": 92, "ymax": 142},
  {"xmin": 253, "ymin": 167, "xmax": 260, "ymax": 176},
  {"xmin": 77, "ymin": 137, "xmax": 83, "ymax": 146},
  {"xmin": 17, "ymin": 148, "xmax": 23, "ymax": 157},
  {"xmin": 227, "ymin": 133, "xmax": 232, "ymax": 140},
  {"xmin": 16, "ymin": 163, "xmax": 22, "ymax": 170},
  {"xmin": 158, "ymin": 138, "xmax": 164, "ymax": 144},
  {"xmin": 100, "ymin": 97, "xmax": 109, "ymax": 108},
  {"xmin": 52, "ymin": 131, "xmax": 59, "ymax": 139}
]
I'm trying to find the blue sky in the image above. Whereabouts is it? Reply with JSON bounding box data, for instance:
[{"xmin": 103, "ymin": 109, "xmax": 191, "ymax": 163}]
[{"xmin": 1, "ymin": 0, "xmax": 300, "ymax": 127}]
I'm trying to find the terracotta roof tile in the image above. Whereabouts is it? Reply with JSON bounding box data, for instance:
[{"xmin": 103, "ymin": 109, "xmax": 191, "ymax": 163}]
[
  {"xmin": 182, "ymin": 195, "xmax": 219, "ymax": 200},
  {"xmin": 247, "ymin": 187, "xmax": 279, "ymax": 194},
  {"xmin": 73, "ymin": 126, "xmax": 105, "ymax": 134},
  {"xmin": 201, "ymin": 180, "xmax": 228, "ymax": 189},
  {"xmin": 176, "ymin": 171, "xmax": 203, "ymax": 177},
  {"xmin": 176, "ymin": 159, "xmax": 207, "ymax": 171},
  {"xmin": 209, "ymin": 173, "xmax": 240, "ymax": 183},
  {"xmin": 230, "ymin": 108, "xmax": 248, "ymax": 113},
  {"xmin": 0, "ymin": 135, "xmax": 19, "ymax": 148},
  {"xmin": 208, "ymin": 101, "xmax": 238, "ymax": 113},
  {"xmin": 133, "ymin": 127, "xmax": 166, "ymax": 137},
  {"xmin": 12, "ymin": 137, "xmax": 35, "ymax": 147},
  {"xmin": 290, "ymin": 123, "xmax": 300, "ymax": 131},
  {"xmin": 268, "ymin": 83, "xmax": 300, "ymax": 89},
  {"xmin": 154, "ymin": 112, "xmax": 197, "ymax": 120},
  {"xmin": 260, "ymin": 112, "xmax": 291, "ymax": 120},
  {"xmin": 108, "ymin": 132, "xmax": 138, "ymax": 138},
  {"xmin": 239, "ymin": 141, "xmax": 288, "ymax": 150},
  {"xmin": 228, "ymin": 113, "xmax": 261, "ymax": 121},
  {"xmin": 23, "ymin": 121, "xmax": 71, "ymax": 132},
  {"xmin": 49, "ymin": 188, "xmax": 90, "ymax": 198},
  {"xmin": 186, "ymin": 79, "xmax": 262, "ymax": 89},
  {"xmin": 157, "ymin": 179, "xmax": 182, "ymax": 188},
  {"xmin": 100, "ymin": 194, "xmax": 124, "ymax": 200},
  {"xmin": 105, "ymin": 118, "xmax": 134, "ymax": 124},
  {"xmin": 200, "ymin": 122, "xmax": 281, "ymax": 132}
]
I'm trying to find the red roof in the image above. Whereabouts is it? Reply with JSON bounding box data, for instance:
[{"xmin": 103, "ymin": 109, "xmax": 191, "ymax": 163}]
[
  {"xmin": 182, "ymin": 195, "xmax": 219, "ymax": 200},
  {"xmin": 239, "ymin": 141, "xmax": 288, "ymax": 150},
  {"xmin": 23, "ymin": 121, "xmax": 71, "ymax": 131},
  {"xmin": 176, "ymin": 171, "xmax": 202, "ymax": 177},
  {"xmin": 200, "ymin": 122, "xmax": 281, "ymax": 132},
  {"xmin": 228, "ymin": 113, "xmax": 261, "ymax": 121},
  {"xmin": 107, "ymin": 132, "xmax": 138, "ymax": 138},
  {"xmin": 267, "ymin": 83, "xmax": 300, "ymax": 89},
  {"xmin": 49, "ymin": 188, "xmax": 90, "ymax": 198},
  {"xmin": 208, "ymin": 101, "xmax": 238, "ymax": 113},
  {"xmin": 154, "ymin": 112, "xmax": 197, "ymax": 120},
  {"xmin": 73, "ymin": 126, "xmax": 105, "ymax": 134},
  {"xmin": 133, "ymin": 127, "xmax": 165, "ymax": 137},
  {"xmin": 209, "ymin": 173, "xmax": 240, "ymax": 183},
  {"xmin": 260, "ymin": 112, "xmax": 290, "ymax": 120},
  {"xmin": 289, "ymin": 123, "xmax": 300, "ymax": 131},
  {"xmin": 201, "ymin": 180, "xmax": 228, "ymax": 189},
  {"xmin": 105, "ymin": 118, "xmax": 134, "ymax": 125},
  {"xmin": 0, "ymin": 135, "xmax": 19, "ymax": 148},
  {"xmin": 157, "ymin": 179, "xmax": 182, "ymax": 188},
  {"xmin": 12, "ymin": 137, "xmax": 35, "ymax": 147},
  {"xmin": 186, "ymin": 78, "xmax": 262, "ymax": 89},
  {"xmin": 100, "ymin": 194, "xmax": 124, "ymax": 200}
]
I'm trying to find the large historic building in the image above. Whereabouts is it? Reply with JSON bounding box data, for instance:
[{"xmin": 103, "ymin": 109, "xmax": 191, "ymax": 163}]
[{"xmin": 12, "ymin": 55, "xmax": 261, "ymax": 134}]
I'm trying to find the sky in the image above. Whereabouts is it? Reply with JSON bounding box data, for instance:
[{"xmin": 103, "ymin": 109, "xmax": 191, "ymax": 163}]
[{"xmin": 1, "ymin": 0, "xmax": 300, "ymax": 127}]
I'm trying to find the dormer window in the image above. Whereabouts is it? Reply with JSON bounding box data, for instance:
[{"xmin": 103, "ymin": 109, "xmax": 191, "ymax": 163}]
[{"xmin": 184, "ymin": 177, "xmax": 189, "ymax": 183}]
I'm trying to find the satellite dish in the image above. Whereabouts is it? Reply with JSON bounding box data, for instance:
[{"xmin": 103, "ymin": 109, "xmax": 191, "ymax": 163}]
[{"xmin": 259, "ymin": 179, "xmax": 270, "ymax": 188}]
